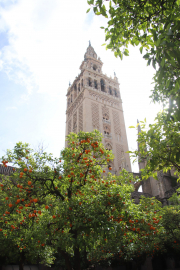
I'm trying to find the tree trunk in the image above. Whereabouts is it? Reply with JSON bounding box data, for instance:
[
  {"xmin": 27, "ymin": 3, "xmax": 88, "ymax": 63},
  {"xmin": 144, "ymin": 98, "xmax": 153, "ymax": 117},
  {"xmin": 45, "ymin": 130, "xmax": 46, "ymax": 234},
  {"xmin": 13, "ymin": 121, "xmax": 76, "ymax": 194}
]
[
  {"xmin": 58, "ymin": 249, "xmax": 72, "ymax": 270},
  {"xmin": 19, "ymin": 252, "xmax": 24, "ymax": 270},
  {"xmin": 74, "ymin": 247, "xmax": 81, "ymax": 270},
  {"xmin": 83, "ymin": 248, "xmax": 89, "ymax": 269}
]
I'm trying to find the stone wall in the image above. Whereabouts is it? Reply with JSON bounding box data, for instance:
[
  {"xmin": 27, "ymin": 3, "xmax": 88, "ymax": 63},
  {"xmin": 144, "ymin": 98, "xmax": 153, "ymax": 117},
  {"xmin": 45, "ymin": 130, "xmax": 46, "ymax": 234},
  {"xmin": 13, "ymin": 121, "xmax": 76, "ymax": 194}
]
[{"xmin": 0, "ymin": 164, "xmax": 14, "ymax": 176}]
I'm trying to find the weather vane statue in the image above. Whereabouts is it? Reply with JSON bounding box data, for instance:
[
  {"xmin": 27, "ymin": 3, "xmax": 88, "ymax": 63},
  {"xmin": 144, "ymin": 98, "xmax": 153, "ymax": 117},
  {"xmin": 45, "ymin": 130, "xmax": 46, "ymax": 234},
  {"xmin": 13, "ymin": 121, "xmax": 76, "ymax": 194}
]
[{"xmin": 89, "ymin": 40, "xmax": 91, "ymax": 46}]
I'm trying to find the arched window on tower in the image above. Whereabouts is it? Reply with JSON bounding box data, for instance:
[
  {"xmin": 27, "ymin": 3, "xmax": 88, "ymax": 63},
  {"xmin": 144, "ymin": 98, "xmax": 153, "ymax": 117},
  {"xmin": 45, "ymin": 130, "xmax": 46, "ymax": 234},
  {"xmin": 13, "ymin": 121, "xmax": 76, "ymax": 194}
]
[
  {"xmin": 78, "ymin": 83, "xmax": 80, "ymax": 92},
  {"xmin": 103, "ymin": 113, "xmax": 109, "ymax": 121},
  {"xmin": 71, "ymin": 94, "xmax": 72, "ymax": 103},
  {"xmin": 81, "ymin": 79, "xmax": 83, "ymax": 87},
  {"xmin": 100, "ymin": 79, "xmax": 105, "ymax": 92},
  {"xmin": 109, "ymin": 87, "xmax": 113, "ymax": 95},
  {"xmin": 114, "ymin": 88, "xmax": 118, "ymax": 97},
  {"xmin": 94, "ymin": 80, "xmax": 97, "ymax": 89},
  {"xmin": 74, "ymin": 84, "xmax": 77, "ymax": 99},
  {"xmin": 93, "ymin": 64, "xmax": 97, "ymax": 71},
  {"xmin": 104, "ymin": 125, "xmax": 110, "ymax": 135},
  {"xmin": 88, "ymin": 78, "xmax": 92, "ymax": 87},
  {"xmin": 106, "ymin": 143, "xmax": 112, "ymax": 151}
]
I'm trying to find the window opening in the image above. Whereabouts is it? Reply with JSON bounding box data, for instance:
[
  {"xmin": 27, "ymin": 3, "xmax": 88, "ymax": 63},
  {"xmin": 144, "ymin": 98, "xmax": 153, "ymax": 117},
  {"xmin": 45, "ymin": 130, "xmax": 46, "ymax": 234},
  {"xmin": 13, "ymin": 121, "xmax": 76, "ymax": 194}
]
[
  {"xmin": 114, "ymin": 89, "xmax": 118, "ymax": 97},
  {"xmin": 104, "ymin": 125, "xmax": 110, "ymax": 135},
  {"xmin": 109, "ymin": 87, "xmax": 112, "ymax": 95},
  {"xmin": 101, "ymin": 79, "xmax": 105, "ymax": 92},
  {"xmin": 94, "ymin": 80, "xmax": 97, "ymax": 89},
  {"xmin": 88, "ymin": 78, "xmax": 92, "ymax": 87},
  {"xmin": 103, "ymin": 113, "xmax": 109, "ymax": 120}
]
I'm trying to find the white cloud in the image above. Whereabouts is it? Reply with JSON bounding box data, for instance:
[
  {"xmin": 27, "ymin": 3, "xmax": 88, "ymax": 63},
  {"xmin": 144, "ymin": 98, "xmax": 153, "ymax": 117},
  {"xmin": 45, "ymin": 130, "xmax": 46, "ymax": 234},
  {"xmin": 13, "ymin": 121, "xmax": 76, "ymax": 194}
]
[
  {"xmin": 5, "ymin": 106, "xmax": 17, "ymax": 110},
  {"xmin": 0, "ymin": 0, "xmax": 90, "ymax": 96}
]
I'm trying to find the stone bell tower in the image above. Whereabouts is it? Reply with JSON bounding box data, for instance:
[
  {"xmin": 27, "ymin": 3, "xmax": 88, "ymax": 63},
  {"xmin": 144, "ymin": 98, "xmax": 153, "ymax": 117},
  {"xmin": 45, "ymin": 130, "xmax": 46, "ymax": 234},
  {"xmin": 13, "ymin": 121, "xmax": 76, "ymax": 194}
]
[{"xmin": 65, "ymin": 42, "xmax": 131, "ymax": 174}]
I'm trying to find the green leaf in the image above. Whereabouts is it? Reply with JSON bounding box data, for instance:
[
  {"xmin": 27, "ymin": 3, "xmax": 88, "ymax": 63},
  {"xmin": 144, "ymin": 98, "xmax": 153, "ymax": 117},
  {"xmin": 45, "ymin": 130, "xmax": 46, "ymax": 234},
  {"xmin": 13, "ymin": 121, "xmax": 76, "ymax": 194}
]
[
  {"xmin": 140, "ymin": 46, "xmax": 143, "ymax": 54},
  {"xmin": 143, "ymin": 53, "xmax": 149, "ymax": 60},
  {"xmin": 176, "ymin": 152, "xmax": 180, "ymax": 162},
  {"xmin": 161, "ymin": 57, "xmax": 165, "ymax": 67},
  {"xmin": 129, "ymin": 126, "xmax": 135, "ymax": 128},
  {"xmin": 147, "ymin": 59, "xmax": 151, "ymax": 65},
  {"xmin": 152, "ymin": 60, "xmax": 156, "ymax": 69},
  {"xmin": 86, "ymin": 8, "xmax": 90, "ymax": 13},
  {"xmin": 87, "ymin": 0, "xmax": 94, "ymax": 4},
  {"xmin": 124, "ymin": 49, "xmax": 129, "ymax": 56}
]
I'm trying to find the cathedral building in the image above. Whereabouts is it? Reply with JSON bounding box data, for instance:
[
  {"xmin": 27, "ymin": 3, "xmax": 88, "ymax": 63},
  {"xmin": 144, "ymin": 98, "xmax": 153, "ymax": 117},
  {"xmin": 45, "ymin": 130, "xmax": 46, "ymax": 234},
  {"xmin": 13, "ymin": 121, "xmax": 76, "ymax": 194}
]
[{"xmin": 65, "ymin": 43, "xmax": 131, "ymax": 174}]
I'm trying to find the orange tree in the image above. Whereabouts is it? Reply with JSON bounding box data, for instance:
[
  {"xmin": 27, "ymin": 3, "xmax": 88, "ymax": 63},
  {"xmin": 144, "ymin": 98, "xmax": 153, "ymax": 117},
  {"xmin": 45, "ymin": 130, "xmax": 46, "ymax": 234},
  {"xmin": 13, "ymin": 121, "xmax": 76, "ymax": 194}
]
[
  {"xmin": 0, "ymin": 130, "xmax": 172, "ymax": 270},
  {"xmin": 0, "ymin": 143, "xmax": 56, "ymax": 269}
]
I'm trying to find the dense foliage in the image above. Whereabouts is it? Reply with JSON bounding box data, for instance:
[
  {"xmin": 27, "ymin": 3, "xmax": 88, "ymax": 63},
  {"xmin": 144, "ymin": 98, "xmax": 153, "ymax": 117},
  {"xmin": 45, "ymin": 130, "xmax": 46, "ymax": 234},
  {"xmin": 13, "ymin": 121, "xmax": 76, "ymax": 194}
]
[
  {"xmin": 128, "ymin": 113, "xmax": 180, "ymax": 180},
  {"xmin": 87, "ymin": 0, "xmax": 180, "ymax": 120},
  {"xmin": 1, "ymin": 131, "xmax": 180, "ymax": 270},
  {"xmin": 87, "ymin": 0, "xmax": 180, "ymax": 181}
]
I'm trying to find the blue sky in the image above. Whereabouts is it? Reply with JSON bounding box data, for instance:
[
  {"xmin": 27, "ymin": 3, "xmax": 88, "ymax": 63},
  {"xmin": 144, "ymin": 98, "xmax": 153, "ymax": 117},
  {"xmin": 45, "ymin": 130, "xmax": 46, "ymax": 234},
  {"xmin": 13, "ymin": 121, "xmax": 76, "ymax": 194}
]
[{"xmin": 0, "ymin": 0, "xmax": 162, "ymax": 172}]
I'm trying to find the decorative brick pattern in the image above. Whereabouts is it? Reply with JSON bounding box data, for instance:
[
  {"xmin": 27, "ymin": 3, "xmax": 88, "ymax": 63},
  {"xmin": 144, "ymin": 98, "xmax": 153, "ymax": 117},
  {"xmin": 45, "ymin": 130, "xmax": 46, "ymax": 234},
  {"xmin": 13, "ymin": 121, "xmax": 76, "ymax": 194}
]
[
  {"xmin": 91, "ymin": 102, "xmax": 100, "ymax": 129},
  {"xmin": 102, "ymin": 106, "xmax": 110, "ymax": 120},
  {"xmin": 88, "ymin": 90, "xmax": 120, "ymax": 108},
  {"xmin": 116, "ymin": 144, "xmax": 125, "ymax": 169},
  {"xmin": 78, "ymin": 105, "xmax": 83, "ymax": 132},
  {"xmin": 112, "ymin": 110, "xmax": 121, "ymax": 136},
  {"xmin": 68, "ymin": 119, "xmax": 71, "ymax": 134},
  {"xmin": 73, "ymin": 112, "xmax": 77, "ymax": 133}
]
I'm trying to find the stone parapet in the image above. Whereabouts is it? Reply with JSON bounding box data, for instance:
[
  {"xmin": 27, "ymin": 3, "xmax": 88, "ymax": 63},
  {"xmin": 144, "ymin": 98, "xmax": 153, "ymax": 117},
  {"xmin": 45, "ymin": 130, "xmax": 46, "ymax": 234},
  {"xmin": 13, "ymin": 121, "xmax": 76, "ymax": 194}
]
[{"xmin": 0, "ymin": 164, "xmax": 14, "ymax": 176}]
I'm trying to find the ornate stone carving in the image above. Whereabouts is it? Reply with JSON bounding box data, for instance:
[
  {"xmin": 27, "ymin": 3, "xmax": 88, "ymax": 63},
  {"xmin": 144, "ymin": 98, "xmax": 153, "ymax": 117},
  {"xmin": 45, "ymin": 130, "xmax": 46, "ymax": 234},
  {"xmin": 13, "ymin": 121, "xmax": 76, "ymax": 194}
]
[
  {"xmin": 112, "ymin": 109, "xmax": 121, "ymax": 138},
  {"xmin": 88, "ymin": 90, "xmax": 120, "ymax": 108},
  {"xmin": 68, "ymin": 119, "xmax": 71, "ymax": 134},
  {"xmin": 73, "ymin": 112, "xmax": 77, "ymax": 133},
  {"xmin": 91, "ymin": 102, "xmax": 100, "ymax": 130},
  {"xmin": 78, "ymin": 105, "xmax": 83, "ymax": 132},
  {"xmin": 116, "ymin": 144, "xmax": 126, "ymax": 169},
  {"xmin": 67, "ymin": 92, "xmax": 84, "ymax": 118}
]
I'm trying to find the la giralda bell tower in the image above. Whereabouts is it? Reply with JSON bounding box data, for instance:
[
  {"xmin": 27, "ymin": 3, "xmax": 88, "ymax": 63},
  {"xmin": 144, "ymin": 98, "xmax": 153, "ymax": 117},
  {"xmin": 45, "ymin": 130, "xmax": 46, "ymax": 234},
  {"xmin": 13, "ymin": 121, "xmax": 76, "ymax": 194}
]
[{"xmin": 65, "ymin": 43, "xmax": 131, "ymax": 174}]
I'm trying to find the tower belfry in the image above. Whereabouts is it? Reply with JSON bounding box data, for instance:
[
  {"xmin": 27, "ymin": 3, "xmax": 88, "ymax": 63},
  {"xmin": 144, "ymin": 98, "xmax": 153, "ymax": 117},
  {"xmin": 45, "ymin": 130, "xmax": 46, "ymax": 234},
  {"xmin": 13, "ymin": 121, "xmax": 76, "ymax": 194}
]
[{"xmin": 65, "ymin": 44, "xmax": 131, "ymax": 173}]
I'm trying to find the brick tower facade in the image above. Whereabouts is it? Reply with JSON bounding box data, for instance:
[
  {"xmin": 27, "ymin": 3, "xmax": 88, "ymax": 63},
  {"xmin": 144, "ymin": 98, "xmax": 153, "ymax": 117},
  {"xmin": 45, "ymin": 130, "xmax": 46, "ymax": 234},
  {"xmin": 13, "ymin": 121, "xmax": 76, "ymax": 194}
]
[{"xmin": 65, "ymin": 43, "xmax": 131, "ymax": 174}]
